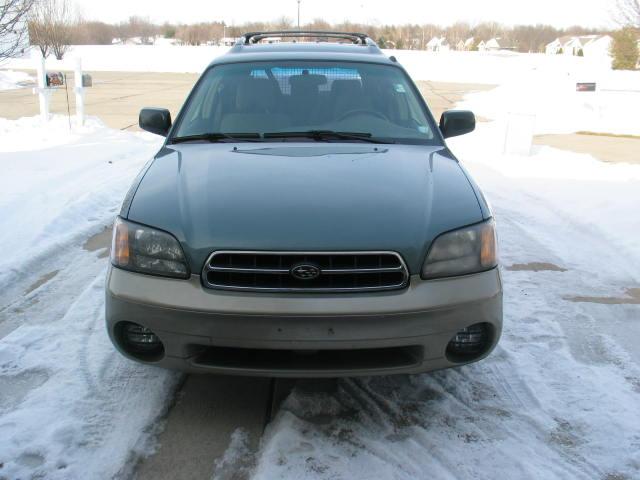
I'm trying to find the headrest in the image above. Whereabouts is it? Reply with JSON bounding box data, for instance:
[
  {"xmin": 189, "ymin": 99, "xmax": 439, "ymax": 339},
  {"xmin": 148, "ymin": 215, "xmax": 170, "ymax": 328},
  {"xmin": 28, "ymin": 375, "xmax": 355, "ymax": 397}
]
[
  {"xmin": 289, "ymin": 73, "xmax": 327, "ymax": 94},
  {"xmin": 235, "ymin": 77, "xmax": 275, "ymax": 112}
]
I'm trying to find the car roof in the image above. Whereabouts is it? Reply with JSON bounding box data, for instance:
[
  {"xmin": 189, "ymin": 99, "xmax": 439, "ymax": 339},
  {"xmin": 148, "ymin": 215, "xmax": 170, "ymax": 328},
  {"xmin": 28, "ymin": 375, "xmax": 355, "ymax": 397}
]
[{"xmin": 209, "ymin": 41, "xmax": 397, "ymax": 67}]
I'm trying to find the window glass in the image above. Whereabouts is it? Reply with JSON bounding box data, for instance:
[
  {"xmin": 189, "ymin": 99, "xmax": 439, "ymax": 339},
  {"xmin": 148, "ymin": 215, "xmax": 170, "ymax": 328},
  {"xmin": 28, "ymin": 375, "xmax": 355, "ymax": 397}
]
[{"xmin": 174, "ymin": 61, "xmax": 439, "ymax": 144}]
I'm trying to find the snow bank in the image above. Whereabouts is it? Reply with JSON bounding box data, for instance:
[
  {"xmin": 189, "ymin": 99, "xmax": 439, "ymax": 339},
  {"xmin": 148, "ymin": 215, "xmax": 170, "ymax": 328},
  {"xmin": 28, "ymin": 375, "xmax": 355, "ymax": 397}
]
[
  {"xmin": 0, "ymin": 272, "xmax": 180, "ymax": 480},
  {"xmin": 6, "ymin": 45, "xmax": 230, "ymax": 73},
  {"xmin": 458, "ymin": 75, "xmax": 640, "ymax": 136},
  {"xmin": 0, "ymin": 116, "xmax": 177, "ymax": 480},
  {"xmin": 0, "ymin": 115, "xmax": 106, "ymax": 150},
  {"xmin": 0, "ymin": 69, "xmax": 34, "ymax": 90},
  {"xmin": 0, "ymin": 115, "xmax": 162, "ymax": 287},
  {"xmin": 392, "ymin": 50, "xmax": 640, "ymax": 136},
  {"xmin": 449, "ymin": 122, "xmax": 640, "ymax": 273}
]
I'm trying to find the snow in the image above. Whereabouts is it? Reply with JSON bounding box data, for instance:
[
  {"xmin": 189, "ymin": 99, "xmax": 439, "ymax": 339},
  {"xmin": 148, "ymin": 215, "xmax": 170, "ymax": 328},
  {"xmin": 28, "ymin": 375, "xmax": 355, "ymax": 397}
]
[
  {"xmin": 6, "ymin": 45, "xmax": 230, "ymax": 74},
  {"xmin": 458, "ymin": 78, "xmax": 640, "ymax": 136},
  {"xmin": 0, "ymin": 273, "xmax": 179, "ymax": 479},
  {"xmin": 393, "ymin": 50, "xmax": 640, "ymax": 136},
  {"xmin": 1, "ymin": 46, "xmax": 640, "ymax": 479},
  {"xmin": 249, "ymin": 115, "xmax": 640, "ymax": 480},
  {"xmin": 6, "ymin": 45, "xmax": 638, "ymax": 137},
  {"xmin": 245, "ymin": 50, "xmax": 640, "ymax": 479},
  {"xmin": 0, "ymin": 116, "xmax": 177, "ymax": 479},
  {"xmin": 0, "ymin": 69, "xmax": 34, "ymax": 90},
  {"xmin": 210, "ymin": 428, "xmax": 255, "ymax": 480},
  {"xmin": 248, "ymin": 90, "xmax": 640, "ymax": 480},
  {"xmin": 0, "ymin": 116, "xmax": 162, "ymax": 288}
]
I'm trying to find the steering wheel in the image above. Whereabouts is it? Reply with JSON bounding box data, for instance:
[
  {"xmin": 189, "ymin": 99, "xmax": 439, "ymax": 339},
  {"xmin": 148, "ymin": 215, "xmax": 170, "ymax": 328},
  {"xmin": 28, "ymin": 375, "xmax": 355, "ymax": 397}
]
[{"xmin": 337, "ymin": 109, "xmax": 389, "ymax": 122}]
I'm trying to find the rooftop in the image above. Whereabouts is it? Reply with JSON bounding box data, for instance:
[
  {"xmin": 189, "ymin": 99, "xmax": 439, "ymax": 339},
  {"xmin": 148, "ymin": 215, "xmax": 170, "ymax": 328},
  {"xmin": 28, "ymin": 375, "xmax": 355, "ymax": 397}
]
[{"xmin": 210, "ymin": 31, "xmax": 394, "ymax": 67}]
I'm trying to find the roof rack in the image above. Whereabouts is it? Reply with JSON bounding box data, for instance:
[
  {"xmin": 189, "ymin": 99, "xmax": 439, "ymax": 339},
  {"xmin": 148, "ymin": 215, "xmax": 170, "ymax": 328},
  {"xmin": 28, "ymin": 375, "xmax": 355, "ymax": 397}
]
[{"xmin": 240, "ymin": 31, "xmax": 376, "ymax": 46}]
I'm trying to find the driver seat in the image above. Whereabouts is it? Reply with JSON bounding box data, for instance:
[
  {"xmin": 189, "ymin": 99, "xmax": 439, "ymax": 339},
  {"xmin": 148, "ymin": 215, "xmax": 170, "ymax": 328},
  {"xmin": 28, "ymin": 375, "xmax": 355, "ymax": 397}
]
[{"xmin": 331, "ymin": 80, "xmax": 370, "ymax": 119}]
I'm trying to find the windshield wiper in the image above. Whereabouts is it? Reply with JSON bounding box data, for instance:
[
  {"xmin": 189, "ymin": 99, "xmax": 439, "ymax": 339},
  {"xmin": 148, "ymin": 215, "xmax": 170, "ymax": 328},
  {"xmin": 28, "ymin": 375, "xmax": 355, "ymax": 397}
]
[
  {"xmin": 264, "ymin": 130, "xmax": 395, "ymax": 144},
  {"xmin": 170, "ymin": 133, "xmax": 263, "ymax": 144}
]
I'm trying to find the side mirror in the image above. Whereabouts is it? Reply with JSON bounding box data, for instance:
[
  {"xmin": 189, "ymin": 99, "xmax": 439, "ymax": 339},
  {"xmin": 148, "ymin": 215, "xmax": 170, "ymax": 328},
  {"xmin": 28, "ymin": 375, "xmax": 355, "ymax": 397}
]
[
  {"xmin": 139, "ymin": 108, "xmax": 172, "ymax": 136},
  {"xmin": 439, "ymin": 110, "xmax": 476, "ymax": 139}
]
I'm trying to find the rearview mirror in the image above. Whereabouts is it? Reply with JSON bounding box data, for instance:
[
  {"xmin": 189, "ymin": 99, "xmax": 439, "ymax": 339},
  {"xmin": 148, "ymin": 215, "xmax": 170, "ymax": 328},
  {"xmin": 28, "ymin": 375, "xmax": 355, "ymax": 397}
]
[
  {"xmin": 439, "ymin": 110, "xmax": 476, "ymax": 139},
  {"xmin": 139, "ymin": 108, "xmax": 172, "ymax": 136}
]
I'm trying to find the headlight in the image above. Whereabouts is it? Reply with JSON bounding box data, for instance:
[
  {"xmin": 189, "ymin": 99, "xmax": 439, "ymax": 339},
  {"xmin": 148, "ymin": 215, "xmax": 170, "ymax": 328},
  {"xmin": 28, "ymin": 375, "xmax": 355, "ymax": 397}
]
[
  {"xmin": 111, "ymin": 217, "xmax": 189, "ymax": 279},
  {"xmin": 422, "ymin": 219, "xmax": 497, "ymax": 279}
]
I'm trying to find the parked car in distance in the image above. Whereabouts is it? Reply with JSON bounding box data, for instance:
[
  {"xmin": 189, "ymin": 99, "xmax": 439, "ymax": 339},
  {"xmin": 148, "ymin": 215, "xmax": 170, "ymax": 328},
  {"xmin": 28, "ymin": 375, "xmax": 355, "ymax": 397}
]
[{"xmin": 106, "ymin": 31, "xmax": 502, "ymax": 377}]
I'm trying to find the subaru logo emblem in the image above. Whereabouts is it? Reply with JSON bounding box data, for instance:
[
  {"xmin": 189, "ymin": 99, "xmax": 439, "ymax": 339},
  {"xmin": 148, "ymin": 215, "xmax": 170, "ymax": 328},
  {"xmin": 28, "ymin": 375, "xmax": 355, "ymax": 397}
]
[{"xmin": 290, "ymin": 263, "xmax": 321, "ymax": 281}]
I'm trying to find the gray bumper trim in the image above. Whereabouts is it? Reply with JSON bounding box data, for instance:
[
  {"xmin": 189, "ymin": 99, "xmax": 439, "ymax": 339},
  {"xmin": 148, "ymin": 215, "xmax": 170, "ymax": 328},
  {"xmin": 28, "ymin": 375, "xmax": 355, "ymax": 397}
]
[{"xmin": 105, "ymin": 267, "xmax": 502, "ymax": 376}]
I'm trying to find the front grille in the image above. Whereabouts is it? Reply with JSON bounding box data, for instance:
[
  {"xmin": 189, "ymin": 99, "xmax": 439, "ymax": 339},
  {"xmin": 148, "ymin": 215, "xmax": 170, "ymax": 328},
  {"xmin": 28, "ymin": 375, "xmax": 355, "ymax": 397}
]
[{"xmin": 202, "ymin": 251, "xmax": 409, "ymax": 293}]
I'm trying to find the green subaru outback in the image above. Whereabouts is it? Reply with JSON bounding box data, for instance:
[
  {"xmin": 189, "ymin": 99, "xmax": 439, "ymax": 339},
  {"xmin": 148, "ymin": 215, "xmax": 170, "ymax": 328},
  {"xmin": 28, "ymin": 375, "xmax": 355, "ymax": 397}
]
[{"xmin": 106, "ymin": 31, "xmax": 502, "ymax": 377}]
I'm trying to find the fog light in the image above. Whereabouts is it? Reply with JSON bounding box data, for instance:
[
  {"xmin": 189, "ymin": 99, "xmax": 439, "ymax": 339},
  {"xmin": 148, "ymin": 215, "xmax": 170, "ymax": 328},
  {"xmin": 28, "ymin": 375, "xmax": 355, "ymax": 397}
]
[
  {"xmin": 446, "ymin": 323, "xmax": 491, "ymax": 360},
  {"xmin": 118, "ymin": 321, "xmax": 164, "ymax": 359}
]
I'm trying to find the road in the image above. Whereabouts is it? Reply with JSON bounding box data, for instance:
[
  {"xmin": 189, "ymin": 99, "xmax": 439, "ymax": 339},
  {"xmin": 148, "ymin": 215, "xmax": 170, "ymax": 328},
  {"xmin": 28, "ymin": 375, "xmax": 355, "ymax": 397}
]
[
  {"xmin": 534, "ymin": 132, "xmax": 640, "ymax": 164},
  {"xmin": 0, "ymin": 71, "xmax": 198, "ymax": 130}
]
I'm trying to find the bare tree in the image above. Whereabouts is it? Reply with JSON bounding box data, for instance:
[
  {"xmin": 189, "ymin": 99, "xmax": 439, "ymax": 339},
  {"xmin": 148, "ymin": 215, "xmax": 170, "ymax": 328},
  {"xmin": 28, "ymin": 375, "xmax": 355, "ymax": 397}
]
[
  {"xmin": 0, "ymin": 0, "xmax": 34, "ymax": 60},
  {"xmin": 175, "ymin": 23, "xmax": 212, "ymax": 46},
  {"xmin": 616, "ymin": 0, "xmax": 640, "ymax": 27},
  {"xmin": 28, "ymin": 0, "xmax": 50, "ymax": 57},
  {"xmin": 29, "ymin": 0, "xmax": 74, "ymax": 59},
  {"xmin": 272, "ymin": 16, "xmax": 293, "ymax": 30},
  {"xmin": 446, "ymin": 22, "xmax": 472, "ymax": 45},
  {"xmin": 126, "ymin": 16, "xmax": 156, "ymax": 44},
  {"xmin": 69, "ymin": 20, "xmax": 115, "ymax": 45}
]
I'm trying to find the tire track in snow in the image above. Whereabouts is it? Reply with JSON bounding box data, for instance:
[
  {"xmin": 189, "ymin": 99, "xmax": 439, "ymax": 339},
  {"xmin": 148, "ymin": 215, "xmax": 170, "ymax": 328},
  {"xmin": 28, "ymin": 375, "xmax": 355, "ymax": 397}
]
[
  {"xmin": 0, "ymin": 239, "xmax": 180, "ymax": 480},
  {"xmin": 250, "ymin": 169, "xmax": 640, "ymax": 480}
]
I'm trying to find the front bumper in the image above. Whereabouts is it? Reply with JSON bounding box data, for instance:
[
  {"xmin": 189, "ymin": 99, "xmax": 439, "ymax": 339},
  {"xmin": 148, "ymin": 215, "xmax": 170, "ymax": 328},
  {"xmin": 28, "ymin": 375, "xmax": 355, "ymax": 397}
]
[{"xmin": 105, "ymin": 266, "xmax": 503, "ymax": 377}]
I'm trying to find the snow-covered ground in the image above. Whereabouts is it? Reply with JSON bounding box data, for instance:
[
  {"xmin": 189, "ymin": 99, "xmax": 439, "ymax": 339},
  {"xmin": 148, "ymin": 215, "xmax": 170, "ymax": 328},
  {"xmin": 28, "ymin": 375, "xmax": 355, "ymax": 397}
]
[
  {"xmin": 0, "ymin": 117, "xmax": 179, "ymax": 479},
  {"xmin": 0, "ymin": 47, "xmax": 639, "ymax": 479},
  {"xmin": 0, "ymin": 69, "xmax": 34, "ymax": 90},
  {"xmin": 248, "ymin": 64, "xmax": 640, "ymax": 478},
  {"xmin": 250, "ymin": 124, "xmax": 640, "ymax": 480}
]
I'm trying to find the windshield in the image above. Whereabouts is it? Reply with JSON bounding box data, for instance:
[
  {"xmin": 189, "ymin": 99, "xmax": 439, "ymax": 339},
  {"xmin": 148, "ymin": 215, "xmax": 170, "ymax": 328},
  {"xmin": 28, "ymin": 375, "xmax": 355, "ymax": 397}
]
[{"xmin": 173, "ymin": 61, "xmax": 439, "ymax": 144}]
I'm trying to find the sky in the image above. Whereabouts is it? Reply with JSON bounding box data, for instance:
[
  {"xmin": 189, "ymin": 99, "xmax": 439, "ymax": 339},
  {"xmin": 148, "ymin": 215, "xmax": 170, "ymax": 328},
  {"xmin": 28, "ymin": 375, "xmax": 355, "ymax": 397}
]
[{"xmin": 73, "ymin": 0, "xmax": 618, "ymax": 29}]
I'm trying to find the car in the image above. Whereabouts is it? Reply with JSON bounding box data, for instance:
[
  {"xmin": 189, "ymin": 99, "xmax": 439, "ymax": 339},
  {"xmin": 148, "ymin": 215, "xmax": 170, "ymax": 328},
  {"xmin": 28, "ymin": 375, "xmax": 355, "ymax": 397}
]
[{"xmin": 105, "ymin": 31, "xmax": 502, "ymax": 377}]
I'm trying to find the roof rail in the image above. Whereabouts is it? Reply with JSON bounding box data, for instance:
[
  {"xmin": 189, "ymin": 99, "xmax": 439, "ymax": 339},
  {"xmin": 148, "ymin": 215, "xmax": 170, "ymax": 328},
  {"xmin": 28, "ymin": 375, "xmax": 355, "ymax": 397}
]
[{"xmin": 240, "ymin": 31, "xmax": 376, "ymax": 46}]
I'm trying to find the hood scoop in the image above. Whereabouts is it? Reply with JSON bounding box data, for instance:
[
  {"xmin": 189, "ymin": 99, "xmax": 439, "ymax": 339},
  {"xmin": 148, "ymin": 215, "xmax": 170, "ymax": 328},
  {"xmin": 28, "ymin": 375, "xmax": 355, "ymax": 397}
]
[{"xmin": 232, "ymin": 145, "xmax": 389, "ymax": 157}]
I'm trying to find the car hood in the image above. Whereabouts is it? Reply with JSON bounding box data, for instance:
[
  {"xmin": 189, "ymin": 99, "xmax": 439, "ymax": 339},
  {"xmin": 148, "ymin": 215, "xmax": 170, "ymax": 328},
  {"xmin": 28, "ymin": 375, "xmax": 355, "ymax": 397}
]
[{"xmin": 126, "ymin": 143, "xmax": 484, "ymax": 274}]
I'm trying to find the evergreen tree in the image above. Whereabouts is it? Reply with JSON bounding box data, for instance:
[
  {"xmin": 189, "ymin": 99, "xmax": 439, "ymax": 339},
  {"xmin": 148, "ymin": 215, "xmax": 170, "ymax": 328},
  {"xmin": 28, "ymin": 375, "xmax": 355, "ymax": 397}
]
[{"xmin": 610, "ymin": 27, "xmax": 639, "ymax": 70}]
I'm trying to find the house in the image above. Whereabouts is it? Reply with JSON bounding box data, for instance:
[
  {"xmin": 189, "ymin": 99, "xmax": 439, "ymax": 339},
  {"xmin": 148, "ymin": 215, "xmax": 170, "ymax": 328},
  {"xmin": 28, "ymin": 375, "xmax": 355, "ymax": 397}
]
[
  {"xmin": 546, "ymin": 35, "xmax": 612, "ymax": 61},
  {"xmin": 546, "ymin": 35, "xmax": 579, "ymax": 55},
  {"xmin": 477, "ymin": 40, "xmax": 487, "ymax": 52},
  {"xmin": 582, "ymin": 35, "xmax": 612, "ymax": 59},
  {"xmin": 545, "ymin": 38, "xmax": 563, "ymax": 55},
  {"xmin": 485, "ymin": 38, "xmax": 503, "ymax": 51},
  {"xmin": 464, "ymin": 37, "xmax": 475, "ymax": 50},
  {"xmin": 426, "ymin": 36, "xmax": 450, "ymax": 52},
  {"xmin": 564, "ymin": 37, "xmax": 585, "ymax": 55},
  {"xmin": 456, "ymin": 37, "xmax": 475, "ymax": 51}
]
